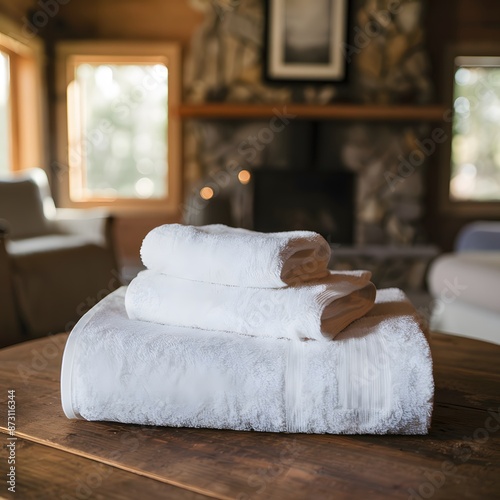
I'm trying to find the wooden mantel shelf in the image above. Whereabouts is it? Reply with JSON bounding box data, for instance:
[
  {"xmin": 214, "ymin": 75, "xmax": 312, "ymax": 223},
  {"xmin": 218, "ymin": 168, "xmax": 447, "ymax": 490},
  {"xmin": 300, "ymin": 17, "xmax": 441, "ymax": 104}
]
[{"xmin": 176, "ymin": 103, "xmax": 447, "ymax": 121}]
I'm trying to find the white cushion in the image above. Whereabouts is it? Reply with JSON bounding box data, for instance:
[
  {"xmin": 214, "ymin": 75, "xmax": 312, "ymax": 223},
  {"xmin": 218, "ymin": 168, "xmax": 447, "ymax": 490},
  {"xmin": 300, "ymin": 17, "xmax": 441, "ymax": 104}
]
[
  {"xmin": 7, "ymin": 235, "xmax": 99, "ymax": 256},
  {"xmin": 430, "ymin": 299, "xmax": 500, "ymax": 345},
  {"xmin": 427, "ymin": 252, "xmax": 500, "ymax": 314}
]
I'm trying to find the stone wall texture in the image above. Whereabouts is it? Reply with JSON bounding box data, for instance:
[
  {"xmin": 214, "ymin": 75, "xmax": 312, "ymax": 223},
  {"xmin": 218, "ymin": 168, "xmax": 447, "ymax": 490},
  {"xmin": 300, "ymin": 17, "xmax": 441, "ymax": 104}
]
[{"xmin": 183, "ymin": 0, "xmax": 434, "ymax": 246}]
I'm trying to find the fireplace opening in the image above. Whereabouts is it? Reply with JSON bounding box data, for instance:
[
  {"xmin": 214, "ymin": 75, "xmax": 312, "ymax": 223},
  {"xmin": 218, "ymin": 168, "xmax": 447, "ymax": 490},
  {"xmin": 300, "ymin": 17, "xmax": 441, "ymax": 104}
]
[
  {"xmin": 250, "ymin": 169, "xmax": 355, "ymax": 244},
  {"xmin": 185, "ymin": 167, "xmax": 355, "ymax": 245}
]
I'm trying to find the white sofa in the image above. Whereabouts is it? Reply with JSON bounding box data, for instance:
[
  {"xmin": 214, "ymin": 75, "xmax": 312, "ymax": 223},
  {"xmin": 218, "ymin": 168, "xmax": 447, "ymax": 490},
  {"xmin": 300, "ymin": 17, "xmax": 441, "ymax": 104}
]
[{"xmin": 427, "ymin": 222, "xmax": 500, "ymax": 345}]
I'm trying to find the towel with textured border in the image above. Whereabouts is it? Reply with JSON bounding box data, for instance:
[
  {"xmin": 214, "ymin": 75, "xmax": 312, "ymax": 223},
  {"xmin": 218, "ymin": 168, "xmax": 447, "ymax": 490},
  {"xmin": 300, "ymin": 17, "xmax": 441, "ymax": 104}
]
[
  {"xmin": 140, "ymin": 224, "xmax": 331, "ymax": 288},
  {"xmin": 125, "ymin": 269, "xmax": 376, "ymax": 341},
  {"xmin": 61, "ymin": 287, "xmax": 434, "ymax": 434}
]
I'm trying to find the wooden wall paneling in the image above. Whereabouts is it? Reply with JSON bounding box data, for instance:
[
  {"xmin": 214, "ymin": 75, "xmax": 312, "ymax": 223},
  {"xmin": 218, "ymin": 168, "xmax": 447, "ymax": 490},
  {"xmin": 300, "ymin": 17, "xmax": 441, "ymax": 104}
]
[
  {"xmin": 54, "ymin": 0, "xmax": 204, "ymax": 45},
  {"xmin": 0, "ymin": 0, "xmax": 36, "ymax": 24},
  {"xmin": 456, "ymin": 0, "xmax": 500, "ymax": 41},
  {"xmin": 424, "ymin": 0, "xmax": 500, "ymax": 251}
]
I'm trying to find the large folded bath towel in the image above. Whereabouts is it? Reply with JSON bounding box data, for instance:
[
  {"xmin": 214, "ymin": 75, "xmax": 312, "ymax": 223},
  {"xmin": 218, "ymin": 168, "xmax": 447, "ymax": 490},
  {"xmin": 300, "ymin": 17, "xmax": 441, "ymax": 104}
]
[
  {"xmin": 125, "ymin": 270, "xmax": 376, "ymax": 340},
  {"xmin": 61, "ymin": 287, "xmax": 434, "ymax": 434},
  {"xmin": 140, "ymin": 224, "xmax": 331, "ymax": 288}
]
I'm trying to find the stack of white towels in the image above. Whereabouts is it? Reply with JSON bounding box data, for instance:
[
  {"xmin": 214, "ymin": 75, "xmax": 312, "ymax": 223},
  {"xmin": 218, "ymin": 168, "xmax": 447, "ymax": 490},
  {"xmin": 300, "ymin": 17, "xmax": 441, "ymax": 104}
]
[
  {"xmin": 127, "ymin": 224, "xmax": 377, "ymax": 341},
  {"xmin": 61, "ymin": 224, "xmax": 434, "ymax": 434}
]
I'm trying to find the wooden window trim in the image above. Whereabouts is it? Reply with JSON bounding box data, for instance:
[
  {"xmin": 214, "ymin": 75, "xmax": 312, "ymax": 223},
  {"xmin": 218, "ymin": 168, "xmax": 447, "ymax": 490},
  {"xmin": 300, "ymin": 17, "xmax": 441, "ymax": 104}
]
[
  {"xmin": 0, "ymin": 14, "xmax": 46, "ymax": 173},
  {"xmin": 439, "ymin": 43, "xmax": 500, "ymax": 218},
  {"xmin": 55, "ymin": 41, "xmax": 182, "ymax": 216}
]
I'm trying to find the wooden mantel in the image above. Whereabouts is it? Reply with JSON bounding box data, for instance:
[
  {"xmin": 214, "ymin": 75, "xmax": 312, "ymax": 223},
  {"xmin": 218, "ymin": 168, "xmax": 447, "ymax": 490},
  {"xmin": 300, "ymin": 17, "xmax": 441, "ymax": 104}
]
[{"xmin": 176, "ymin": 103, "xmax": 448, "ymax": 121}]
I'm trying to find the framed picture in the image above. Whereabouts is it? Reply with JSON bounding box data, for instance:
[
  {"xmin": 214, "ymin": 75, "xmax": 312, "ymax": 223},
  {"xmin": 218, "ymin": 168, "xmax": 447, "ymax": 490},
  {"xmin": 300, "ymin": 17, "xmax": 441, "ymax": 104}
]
[{"xmin": 265, "ymin": 0, "xmax": 349, "ymax": 83}]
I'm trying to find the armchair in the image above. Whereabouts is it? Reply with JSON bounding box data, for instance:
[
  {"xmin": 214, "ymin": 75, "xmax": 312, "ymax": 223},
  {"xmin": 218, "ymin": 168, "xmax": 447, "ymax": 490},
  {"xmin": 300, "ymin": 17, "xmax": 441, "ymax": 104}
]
[{"xmin": 0, "ymin": 168, "xmax": 122, "ymax": 347}]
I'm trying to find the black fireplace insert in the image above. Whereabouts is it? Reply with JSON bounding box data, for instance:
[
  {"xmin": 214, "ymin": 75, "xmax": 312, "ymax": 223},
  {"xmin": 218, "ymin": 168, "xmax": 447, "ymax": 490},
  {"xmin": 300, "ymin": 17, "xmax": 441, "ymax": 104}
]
[{"xmin": 251, "ymin": 169, "xmax": 355, "ymax": 244}]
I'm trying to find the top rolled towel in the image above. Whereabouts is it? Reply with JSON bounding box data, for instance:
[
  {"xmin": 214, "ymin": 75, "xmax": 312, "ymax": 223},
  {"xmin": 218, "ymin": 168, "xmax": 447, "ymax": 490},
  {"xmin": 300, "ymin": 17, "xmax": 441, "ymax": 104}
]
[{"xmin": 140, "ymin": 224, "xmax": 331, "ymax": 288}]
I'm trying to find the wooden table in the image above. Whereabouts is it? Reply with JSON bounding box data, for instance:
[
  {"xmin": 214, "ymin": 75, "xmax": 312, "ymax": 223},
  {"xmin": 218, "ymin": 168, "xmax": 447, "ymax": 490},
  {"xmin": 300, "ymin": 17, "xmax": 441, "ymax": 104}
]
[{"xmin": 0, "ymin": 332, "xmax": 499, "ymax": 500}]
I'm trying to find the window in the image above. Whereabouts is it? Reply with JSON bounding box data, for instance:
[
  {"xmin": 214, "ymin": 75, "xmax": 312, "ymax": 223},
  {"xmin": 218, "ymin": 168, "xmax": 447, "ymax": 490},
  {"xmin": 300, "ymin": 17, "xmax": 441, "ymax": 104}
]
[
  {"xmin": 0, "ymin": 14, "xmax": 45, "ymax": 173},
  {"xmin": 450, "ymin": 56, "xmax": 500, "ymax": 202},
  {"xmin": 56, "ymin": 42, "xmax": 181, "ymax": 213}
]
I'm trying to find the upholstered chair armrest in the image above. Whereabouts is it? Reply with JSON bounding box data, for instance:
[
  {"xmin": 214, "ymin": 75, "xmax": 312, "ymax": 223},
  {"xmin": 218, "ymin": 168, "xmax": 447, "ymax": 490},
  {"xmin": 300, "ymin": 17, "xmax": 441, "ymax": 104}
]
[
  {"xmin": 0, "ymin": 219, "xmax": 23, "ymax": 347},
  {"xmin": 49, "ymin": 209, "xmax": 113, "ymax": 247}
]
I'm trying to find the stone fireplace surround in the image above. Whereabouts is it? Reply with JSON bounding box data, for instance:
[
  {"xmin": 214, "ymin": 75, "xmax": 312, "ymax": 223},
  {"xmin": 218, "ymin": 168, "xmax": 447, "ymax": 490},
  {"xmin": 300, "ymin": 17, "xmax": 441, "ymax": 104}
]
[
  {"xmin": 182, "ymin": 0, "xmax": 438, "ymax": 296},
  {"xmin": 183, "ymin": 118, "xmax": 438, "ymax": 296}
]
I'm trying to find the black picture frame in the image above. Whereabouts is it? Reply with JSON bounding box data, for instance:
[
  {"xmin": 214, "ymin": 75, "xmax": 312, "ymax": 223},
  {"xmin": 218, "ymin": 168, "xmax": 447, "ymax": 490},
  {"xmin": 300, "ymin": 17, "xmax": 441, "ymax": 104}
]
[{"xmin": 264, "ymin": 0, "xmax": 350, "ymax": 84}]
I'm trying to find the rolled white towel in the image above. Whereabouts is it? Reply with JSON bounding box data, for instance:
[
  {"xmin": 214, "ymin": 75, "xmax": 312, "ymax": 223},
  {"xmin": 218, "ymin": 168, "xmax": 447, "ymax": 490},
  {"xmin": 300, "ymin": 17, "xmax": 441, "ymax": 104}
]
[
  {"xmin": 125, "ymin": 269, "xmax": 376, "ymax": 341},
  {"xmin": 140, "ymin": 224, "xmax": 331, "ymax": 288}
]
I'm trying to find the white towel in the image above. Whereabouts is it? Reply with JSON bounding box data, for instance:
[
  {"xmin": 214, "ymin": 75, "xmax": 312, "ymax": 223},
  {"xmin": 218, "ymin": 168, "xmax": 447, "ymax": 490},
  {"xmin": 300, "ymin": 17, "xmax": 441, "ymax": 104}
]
[
  {"xmin": 61, "ymin": 287, "xmax": 434, "ymax": 434},
  {"xmin": 125, "ymin": 270, "xmax": 376, "ymax": 340},
  {"xmin": 140, "ymin": 223, "xmax": 331, "ymax": 288}
]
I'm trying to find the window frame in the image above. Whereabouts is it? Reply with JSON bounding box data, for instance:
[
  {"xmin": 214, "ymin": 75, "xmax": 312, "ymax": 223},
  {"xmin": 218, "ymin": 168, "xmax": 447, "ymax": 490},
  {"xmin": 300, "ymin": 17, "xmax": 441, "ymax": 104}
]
[
  {"xmin": 55, "ymin": 41, "xmax": 182, "ymax": 215},
  {"xmin": 440, "ymin": 43, "xmax": 500, "ymax": 217},
  {"xmin": 0, "ymin": 14, "xmax": 46, "ymax": 174}
]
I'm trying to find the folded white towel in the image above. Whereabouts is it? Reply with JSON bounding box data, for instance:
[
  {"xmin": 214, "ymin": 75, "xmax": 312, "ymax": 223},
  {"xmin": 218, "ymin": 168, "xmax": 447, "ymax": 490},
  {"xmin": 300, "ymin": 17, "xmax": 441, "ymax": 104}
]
[
  {"xmin": 61, "ymin": 287, "xmax": 434, "ymax": 434},
  {"xmin": 140, "ymin": 224, "xmax": 331, "ymax": 288},
  {"xmin": 125, "ymin": 269, "xmax": 376, "ymax": 340}
]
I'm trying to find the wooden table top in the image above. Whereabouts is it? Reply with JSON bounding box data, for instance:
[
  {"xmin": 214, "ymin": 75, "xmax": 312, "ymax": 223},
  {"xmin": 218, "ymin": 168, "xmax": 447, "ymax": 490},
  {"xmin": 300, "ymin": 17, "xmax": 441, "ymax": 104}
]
[{"xmin": 0, "ymin": 332, "xmax": 499, "ymax": 500}]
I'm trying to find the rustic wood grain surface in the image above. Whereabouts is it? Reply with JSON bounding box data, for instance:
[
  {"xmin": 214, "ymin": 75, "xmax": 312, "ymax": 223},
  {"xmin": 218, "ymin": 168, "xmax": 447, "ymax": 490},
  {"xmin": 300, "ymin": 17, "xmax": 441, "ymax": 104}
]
[
  {"xmin": 0, "ymin": 438, "xmax": 210, "ymax": 500},
  {"xmin": 0, "ymin": 332, "xmax": 499, "ymax": 500}
]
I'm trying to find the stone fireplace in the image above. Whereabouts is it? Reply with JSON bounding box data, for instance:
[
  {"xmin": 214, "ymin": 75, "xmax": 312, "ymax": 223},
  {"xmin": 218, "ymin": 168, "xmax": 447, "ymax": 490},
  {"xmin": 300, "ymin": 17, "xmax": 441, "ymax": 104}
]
[
  {"xmin": 182, "ymin": 0, "xmax": 437, "ymax": 294},
  {"xmin": 184, "ymin": 117, "xmax": 431, "ymax": 245}
]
